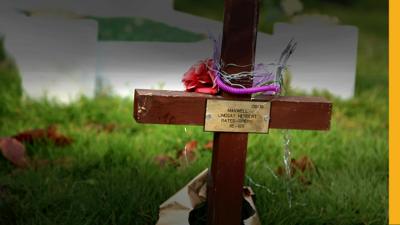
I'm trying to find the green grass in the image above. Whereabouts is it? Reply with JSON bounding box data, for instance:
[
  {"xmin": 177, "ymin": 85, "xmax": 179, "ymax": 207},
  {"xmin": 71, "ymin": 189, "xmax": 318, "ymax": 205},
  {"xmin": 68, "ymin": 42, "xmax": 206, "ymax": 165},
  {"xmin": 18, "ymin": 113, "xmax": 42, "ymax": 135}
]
[{"xmin": 0, "ymin": 2, "xmax": 388, "ymax": 225}]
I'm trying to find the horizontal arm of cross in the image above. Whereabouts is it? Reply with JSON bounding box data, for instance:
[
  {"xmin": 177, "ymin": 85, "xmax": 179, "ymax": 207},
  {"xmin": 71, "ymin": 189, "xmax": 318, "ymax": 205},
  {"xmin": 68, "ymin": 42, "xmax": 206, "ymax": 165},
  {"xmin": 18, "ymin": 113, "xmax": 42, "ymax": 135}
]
[{"xmin": 134, "ymin": 89, "xmax": 332, "ymax": 130}]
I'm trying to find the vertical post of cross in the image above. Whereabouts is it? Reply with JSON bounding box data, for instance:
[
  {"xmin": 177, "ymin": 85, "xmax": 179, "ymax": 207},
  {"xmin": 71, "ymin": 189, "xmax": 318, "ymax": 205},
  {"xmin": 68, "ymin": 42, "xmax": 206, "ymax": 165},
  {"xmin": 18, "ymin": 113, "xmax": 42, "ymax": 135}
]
[{"xmin": 206, "ymin": 0, "xmax": 260, "ymax": 225}]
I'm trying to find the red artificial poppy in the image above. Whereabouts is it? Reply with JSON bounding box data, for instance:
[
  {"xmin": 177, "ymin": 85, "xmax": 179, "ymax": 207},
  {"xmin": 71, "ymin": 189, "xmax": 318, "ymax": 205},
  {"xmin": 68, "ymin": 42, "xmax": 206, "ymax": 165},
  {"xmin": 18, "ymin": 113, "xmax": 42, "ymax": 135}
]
[{"xmin": 182, "ymin": 59, "xmax": 218, "ymax": 95}]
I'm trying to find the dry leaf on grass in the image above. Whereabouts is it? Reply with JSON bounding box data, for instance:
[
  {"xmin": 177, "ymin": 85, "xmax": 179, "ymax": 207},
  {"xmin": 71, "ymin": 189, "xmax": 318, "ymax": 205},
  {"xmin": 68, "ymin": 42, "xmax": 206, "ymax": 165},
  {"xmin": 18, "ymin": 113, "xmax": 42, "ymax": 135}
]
[
  {"xmin": 177, "ymin": 140, "xmax": 198, "ymax": 163},
  {"xmin": 185, "ymin": 140, "xmax": 198, "ymax": 152},
  {"xmin": 276, "ymin": 156, "xmax": 315, "ymax": 185},
  {"xmin": 154, "ymin": 140, "xmax": 200, "ymax": 168},
  {"xmin": 46, "ymin": 126, "xmax": 73, "ymax": 146},
  {"xmin": 13, "ymin": 125, "xmax": 72, "ymax": 146},
  {"xmin": 155, "ymin": 140, "xmax": 199, "ymax": 168},
  {"xmin": 0, "ymin": 137, "xmax": 74, "ymax": 169},
  {"xmin": 292, "ymin": 156, "xmax": 315, "ymax": 173},
  {"xmin": 203, "ymin": 140, "xmax": 213, "ymax": 151},
  {"xmin": 0, "ymin": 138, "xmax": 30, "ymax": 168},
  {"xmin": 12, "ymin": 128, "xmax": 47, "ymax": 143}
]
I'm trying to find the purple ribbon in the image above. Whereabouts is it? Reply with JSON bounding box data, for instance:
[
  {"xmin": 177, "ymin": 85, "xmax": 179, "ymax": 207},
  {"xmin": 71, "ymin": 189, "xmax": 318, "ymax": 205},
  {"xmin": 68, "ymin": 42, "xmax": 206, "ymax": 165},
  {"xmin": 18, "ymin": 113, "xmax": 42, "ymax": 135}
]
[
  {"xmin": 216, "ymin": 75, "xmax": 280, "ymax": 95},
  {"xmin": 209, "ymin": 34, "xmax": 283, "ymax": 95}
]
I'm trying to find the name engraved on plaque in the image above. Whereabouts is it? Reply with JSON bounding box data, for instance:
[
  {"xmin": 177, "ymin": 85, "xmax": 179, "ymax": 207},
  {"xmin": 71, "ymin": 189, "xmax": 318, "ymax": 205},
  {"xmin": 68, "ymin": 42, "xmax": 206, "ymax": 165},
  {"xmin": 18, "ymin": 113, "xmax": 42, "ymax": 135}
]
[{"xmin": 204, "ymin": 99, "xmax": 271, "ymax": 133}]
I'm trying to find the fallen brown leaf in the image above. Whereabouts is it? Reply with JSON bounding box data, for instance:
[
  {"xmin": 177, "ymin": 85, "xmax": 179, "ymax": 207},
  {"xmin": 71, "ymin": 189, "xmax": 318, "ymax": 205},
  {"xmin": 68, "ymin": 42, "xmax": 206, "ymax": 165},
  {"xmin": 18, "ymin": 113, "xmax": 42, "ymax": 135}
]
[
  {"xmin": 185, "ymin": 140, "xmax": 197, "ymax": 152},
  {"xmin": 13, "ymin": 125, "xmax": 72, "ymax": 146},
  {"xmin": 177, "ymin": 149, "xmax": 197, "ymax": 164},
  {"xmin": 0, "ymin": 138, "xmax": 30, "ymax": 168},
  {"xmin": 177, "ymin": 140, "xmax": 198, "ymax": 163},
  {"xmin": 203, "ymin": 140, "xmax": 213, "ymax": 151},
  {"xmin": 292, "ymin": 156, "xmax": 315, "ymax": 173},
  {"xmin": 276, "ymin": 156, "xmax": 316, "ymax": 185},
  {"xmin": 46, "ymin": 125, "xmax": 73, "ymax": 146},
  {"xmin": 155, "ymin": 140, "xmax": 200, "ymax": 168},
  {"xmin": 12, "ymin": 128, "xmax": 47, "ymax": 143}
]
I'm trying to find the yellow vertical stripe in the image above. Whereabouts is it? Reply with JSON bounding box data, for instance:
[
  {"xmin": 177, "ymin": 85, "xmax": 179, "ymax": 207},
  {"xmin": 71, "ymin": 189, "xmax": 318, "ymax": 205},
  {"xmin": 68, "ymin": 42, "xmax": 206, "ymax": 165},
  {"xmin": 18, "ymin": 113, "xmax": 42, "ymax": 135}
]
[{"xmin": 390, "ymin": 0, "xmax": 400, "ymax": 224}]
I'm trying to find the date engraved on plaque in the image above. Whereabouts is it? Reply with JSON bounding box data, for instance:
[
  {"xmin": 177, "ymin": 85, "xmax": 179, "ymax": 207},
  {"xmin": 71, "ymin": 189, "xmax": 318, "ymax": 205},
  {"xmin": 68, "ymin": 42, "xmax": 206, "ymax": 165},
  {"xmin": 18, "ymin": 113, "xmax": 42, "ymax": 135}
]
[{"xmin": 204, "ymin": 99, "xmax": 271, "ymax": 133}]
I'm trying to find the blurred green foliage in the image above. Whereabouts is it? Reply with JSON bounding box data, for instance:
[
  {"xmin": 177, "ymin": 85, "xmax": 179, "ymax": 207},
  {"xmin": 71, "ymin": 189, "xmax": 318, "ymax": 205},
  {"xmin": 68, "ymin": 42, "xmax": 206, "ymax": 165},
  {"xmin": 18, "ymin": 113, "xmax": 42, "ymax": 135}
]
[{"xmin": 0, "ymin": 39, "xmax": 22, "ymax": 116}]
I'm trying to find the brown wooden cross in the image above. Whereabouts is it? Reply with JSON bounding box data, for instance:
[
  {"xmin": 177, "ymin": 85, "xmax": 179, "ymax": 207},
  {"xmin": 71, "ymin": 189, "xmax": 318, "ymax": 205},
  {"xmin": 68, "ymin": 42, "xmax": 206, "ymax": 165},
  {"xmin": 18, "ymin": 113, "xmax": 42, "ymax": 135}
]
[{"xmin": 133, "ymin": 0, "xmax": 332, "ymax": 224}]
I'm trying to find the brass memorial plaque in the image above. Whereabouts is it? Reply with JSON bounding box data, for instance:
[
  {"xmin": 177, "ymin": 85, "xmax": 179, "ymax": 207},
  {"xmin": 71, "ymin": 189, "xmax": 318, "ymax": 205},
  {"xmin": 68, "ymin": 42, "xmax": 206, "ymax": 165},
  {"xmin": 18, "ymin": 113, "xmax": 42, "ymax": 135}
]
[{"xmin": 204, "ymin": 99, "xmax": 271, "ymax": 133}]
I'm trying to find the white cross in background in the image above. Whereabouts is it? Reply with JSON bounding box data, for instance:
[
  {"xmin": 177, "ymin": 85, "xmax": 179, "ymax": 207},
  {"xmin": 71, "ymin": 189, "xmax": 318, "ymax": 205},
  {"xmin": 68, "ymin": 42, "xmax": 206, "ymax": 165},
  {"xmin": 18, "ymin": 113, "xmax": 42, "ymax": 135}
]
[{"xmin": 0, "ymin": 0, "xmax": 357, "ymax": 102}]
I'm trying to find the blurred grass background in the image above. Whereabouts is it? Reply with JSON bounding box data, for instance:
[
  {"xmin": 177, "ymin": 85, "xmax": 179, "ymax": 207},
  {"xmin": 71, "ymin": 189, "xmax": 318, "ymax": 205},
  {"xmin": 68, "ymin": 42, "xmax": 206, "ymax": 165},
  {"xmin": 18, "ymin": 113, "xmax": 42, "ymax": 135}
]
[{"xmin": 0, "ymin": 0, "xmax": 388, "ymax": 224}]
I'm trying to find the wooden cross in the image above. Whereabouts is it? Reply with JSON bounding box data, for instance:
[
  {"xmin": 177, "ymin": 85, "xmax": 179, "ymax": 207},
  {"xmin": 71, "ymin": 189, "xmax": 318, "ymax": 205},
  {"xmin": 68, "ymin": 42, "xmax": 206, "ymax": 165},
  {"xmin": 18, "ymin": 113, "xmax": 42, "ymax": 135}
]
[{"xmin": 133, "ymin": 0, "xmax": 332, "ymax": 224}]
